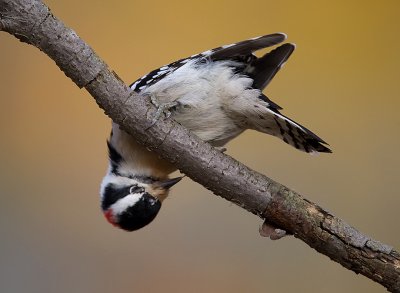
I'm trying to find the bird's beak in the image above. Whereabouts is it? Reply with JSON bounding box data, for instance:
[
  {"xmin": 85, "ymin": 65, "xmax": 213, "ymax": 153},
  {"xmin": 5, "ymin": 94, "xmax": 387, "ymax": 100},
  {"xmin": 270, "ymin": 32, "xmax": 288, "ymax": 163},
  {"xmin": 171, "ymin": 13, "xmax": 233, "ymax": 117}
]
[{"xmin": 157, "ymin": 176, "xmax": 183, "ymax": 189}]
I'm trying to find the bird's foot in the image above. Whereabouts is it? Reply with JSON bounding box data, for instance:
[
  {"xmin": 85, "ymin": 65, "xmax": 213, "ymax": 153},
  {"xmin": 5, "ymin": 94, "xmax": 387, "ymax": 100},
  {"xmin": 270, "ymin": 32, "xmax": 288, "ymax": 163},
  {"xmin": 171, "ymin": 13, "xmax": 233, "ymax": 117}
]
[
  {"xmin": 145, "ymin": 93, "xmax": 178, "ymax": 125},
  {"xmin": 259, "ymin": 220, "xmax": 289, "ymax": 240},
  {"xmin": 215, "ymin": 146, "xmax": 227, "ymax": 153}
]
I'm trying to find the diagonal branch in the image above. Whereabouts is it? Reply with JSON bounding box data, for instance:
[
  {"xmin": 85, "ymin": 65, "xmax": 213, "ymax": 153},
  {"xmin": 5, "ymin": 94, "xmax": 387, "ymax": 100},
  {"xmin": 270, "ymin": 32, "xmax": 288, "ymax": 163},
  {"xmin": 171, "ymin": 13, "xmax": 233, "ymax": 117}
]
[{"xmin": 1, "ymin": 0, "xmax": 399, "ymax": 291}]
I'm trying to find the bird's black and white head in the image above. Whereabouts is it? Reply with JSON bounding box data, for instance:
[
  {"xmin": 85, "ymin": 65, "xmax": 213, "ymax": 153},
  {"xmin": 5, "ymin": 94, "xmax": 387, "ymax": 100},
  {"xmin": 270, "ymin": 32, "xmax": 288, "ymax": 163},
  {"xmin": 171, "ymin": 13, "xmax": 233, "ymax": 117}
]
[
  {"xmin": 100, "ymin": 139, "xmax": 182, "ymax": 231},
  {"xmin": 100, "ymin": 173, "xmax": 182, "ymax": 231}
]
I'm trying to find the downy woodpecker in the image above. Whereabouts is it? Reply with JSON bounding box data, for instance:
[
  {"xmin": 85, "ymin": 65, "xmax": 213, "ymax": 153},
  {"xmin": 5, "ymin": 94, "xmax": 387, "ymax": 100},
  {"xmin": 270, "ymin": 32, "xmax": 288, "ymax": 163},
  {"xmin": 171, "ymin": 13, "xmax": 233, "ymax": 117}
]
[{"xmin": 100, "ymin": 33, "xmax": 331, "ymax": 232}]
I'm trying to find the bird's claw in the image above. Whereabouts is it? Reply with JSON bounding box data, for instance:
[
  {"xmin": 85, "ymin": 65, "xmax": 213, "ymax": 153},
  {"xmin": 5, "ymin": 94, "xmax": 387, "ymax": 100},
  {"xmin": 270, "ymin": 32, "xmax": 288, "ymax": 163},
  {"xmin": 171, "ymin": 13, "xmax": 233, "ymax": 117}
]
[
  {"xmin": 259, "ymin": 220, "xmax": 289, "ymax": 240},
  {"xmin": 146, "ymin": 93, "xmax": 178, "ymax": 125},
  {"xmin": 216, "ymin": 147, "xmax": 227, "ymax": 153}
]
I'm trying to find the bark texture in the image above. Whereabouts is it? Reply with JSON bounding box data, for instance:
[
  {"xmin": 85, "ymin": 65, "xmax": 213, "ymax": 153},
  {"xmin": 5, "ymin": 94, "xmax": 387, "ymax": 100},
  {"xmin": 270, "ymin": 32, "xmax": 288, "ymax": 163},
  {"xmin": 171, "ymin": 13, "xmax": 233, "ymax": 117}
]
[{"xmin": 1, "ymin": 0, "xmax": 399, "ymax": 291}]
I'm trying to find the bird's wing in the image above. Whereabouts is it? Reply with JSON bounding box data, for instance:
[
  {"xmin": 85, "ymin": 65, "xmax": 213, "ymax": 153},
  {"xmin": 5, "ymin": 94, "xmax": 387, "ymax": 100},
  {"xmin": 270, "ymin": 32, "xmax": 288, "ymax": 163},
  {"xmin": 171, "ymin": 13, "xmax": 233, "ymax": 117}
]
[{"xmin": 130, "ymin": 33, "xmax": 287, "ymax": 92}]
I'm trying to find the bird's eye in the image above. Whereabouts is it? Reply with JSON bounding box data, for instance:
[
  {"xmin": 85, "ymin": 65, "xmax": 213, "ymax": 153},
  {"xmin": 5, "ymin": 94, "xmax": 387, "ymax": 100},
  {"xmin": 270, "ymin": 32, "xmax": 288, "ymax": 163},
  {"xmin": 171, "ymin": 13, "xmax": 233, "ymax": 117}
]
[{"xmin": 129, "ymin": 185, "xmax": 145, "ymax": 194}]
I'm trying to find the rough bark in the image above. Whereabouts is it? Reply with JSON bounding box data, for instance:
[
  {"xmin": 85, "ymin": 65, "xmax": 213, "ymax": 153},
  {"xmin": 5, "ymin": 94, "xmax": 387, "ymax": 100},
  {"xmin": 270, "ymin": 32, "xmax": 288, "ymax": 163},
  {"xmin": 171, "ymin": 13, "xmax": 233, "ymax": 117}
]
[{"xmin": 0, "ymin": 0, "xmax": 399, "ymax": 291}]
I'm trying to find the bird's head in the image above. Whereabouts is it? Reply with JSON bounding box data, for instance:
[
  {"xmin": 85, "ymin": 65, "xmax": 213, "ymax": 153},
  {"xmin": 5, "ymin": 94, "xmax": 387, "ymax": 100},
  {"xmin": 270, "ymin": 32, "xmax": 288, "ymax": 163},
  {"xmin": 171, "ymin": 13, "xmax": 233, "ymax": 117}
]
[{"xmin": 100, "ymin": 175, "xmax": 182, "ymax": 231}]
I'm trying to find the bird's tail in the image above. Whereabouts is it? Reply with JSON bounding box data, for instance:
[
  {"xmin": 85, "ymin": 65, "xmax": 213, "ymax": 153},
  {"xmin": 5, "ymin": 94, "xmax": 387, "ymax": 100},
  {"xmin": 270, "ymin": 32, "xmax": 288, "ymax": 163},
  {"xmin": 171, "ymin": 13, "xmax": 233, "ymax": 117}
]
[{"xmin": 251, "ymin": 104, "xmax": 331, "ymax": 153}]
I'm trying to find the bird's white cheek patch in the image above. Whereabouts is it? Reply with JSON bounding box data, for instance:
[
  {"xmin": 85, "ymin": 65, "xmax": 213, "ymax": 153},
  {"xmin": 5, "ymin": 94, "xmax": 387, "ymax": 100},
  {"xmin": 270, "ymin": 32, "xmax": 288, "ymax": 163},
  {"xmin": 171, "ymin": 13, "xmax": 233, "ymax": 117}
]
[{"xmin": 109, "ymin": 193, "xmax": 142, "ymax": 216}]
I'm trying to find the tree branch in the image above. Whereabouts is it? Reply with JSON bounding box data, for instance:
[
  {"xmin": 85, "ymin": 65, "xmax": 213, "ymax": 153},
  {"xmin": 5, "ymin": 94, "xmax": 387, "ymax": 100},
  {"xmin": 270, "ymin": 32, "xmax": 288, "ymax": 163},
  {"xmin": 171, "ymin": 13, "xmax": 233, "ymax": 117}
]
[{"xmin": 1, "ymin": 0, "xmax": 399, "ymax": 291}]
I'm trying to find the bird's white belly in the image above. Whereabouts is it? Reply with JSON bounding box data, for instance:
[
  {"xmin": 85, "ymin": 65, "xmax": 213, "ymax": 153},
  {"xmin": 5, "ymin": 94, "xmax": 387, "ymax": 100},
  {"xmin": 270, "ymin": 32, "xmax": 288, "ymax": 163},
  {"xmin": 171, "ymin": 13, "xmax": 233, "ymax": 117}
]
[{"xmin": 143, "ymin": 59, "xmax": 260, "ymax": 145}]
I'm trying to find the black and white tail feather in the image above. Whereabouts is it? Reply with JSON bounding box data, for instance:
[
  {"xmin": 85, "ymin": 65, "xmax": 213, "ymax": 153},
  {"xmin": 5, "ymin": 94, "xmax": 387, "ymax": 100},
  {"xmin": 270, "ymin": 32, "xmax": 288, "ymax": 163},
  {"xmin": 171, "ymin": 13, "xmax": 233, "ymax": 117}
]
[
  {"xmin": 130, "ymin": 33, "xmax": 331, "ymax": 153},
  {"xmin": 101, "ymin": 33, "xmax": 331, "ymax": 233}
]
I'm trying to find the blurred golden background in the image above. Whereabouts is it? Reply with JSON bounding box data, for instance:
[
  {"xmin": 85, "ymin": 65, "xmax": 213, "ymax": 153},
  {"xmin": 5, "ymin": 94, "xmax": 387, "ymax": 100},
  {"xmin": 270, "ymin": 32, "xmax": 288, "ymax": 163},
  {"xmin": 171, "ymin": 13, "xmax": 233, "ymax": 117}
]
[{"xmin": 1, "ymin": 0, "xmax": 399, "ymax": 292}]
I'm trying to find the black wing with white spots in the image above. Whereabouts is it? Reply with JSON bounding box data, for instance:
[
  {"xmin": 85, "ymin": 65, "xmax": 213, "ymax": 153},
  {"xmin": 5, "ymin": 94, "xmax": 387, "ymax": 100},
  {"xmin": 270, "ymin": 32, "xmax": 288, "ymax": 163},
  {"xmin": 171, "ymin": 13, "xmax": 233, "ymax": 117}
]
[
  {"xmin": 130, "ymin": 33, "xmax": 287, "ymax": 92},
  {"xmin": 130, "ymin": 57, "xmax": 191, "ymax": 92}
]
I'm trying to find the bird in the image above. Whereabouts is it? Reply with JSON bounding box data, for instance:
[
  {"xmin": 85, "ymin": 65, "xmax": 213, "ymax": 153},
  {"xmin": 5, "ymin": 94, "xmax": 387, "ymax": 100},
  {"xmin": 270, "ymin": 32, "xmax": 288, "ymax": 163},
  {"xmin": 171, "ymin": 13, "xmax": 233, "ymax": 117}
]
[{"xmin": 100, "ymin": 33, "xmax": 331, "ymax": 232}]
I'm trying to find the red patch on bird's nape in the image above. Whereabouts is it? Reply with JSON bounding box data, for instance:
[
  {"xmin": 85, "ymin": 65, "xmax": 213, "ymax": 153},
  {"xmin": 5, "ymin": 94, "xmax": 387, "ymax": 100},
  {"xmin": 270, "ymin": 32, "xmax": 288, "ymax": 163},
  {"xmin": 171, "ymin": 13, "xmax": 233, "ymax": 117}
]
[{"xmin": 104, "ymin": 209, "xmax": 120, "ymax": 228}]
